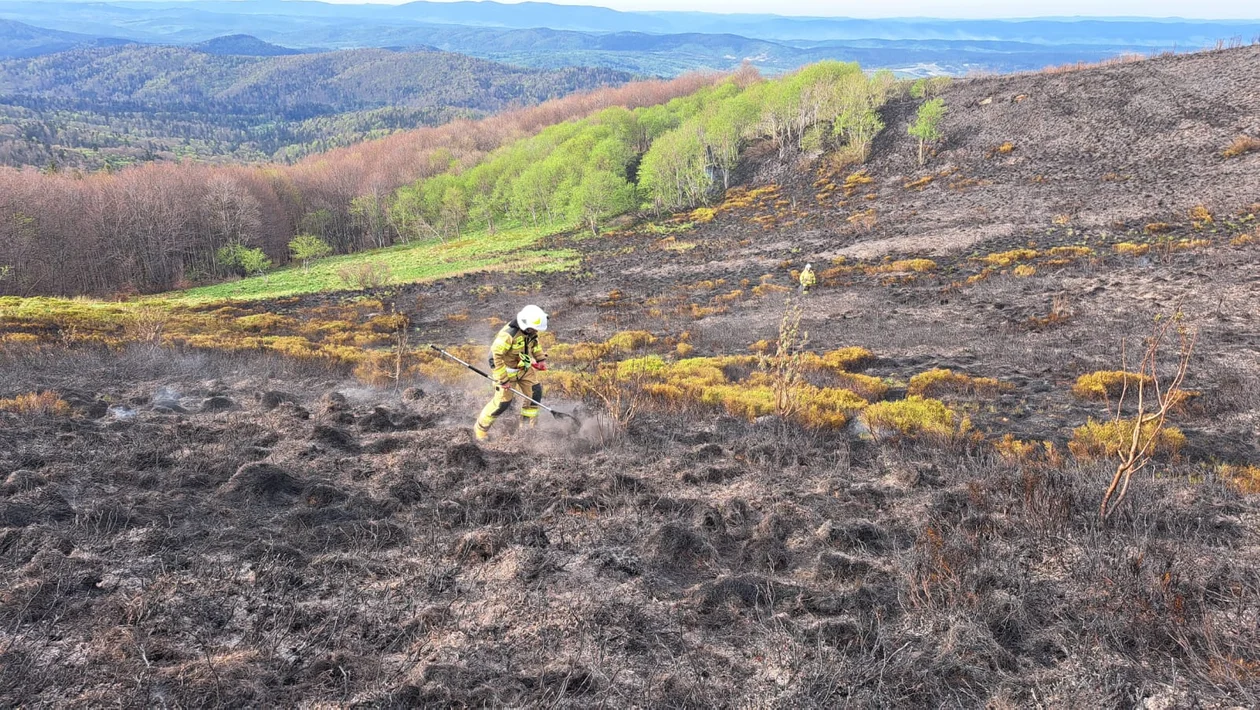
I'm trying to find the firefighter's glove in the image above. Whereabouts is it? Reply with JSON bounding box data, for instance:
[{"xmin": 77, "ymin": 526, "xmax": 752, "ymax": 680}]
[{"xmin": 531, "ymin": 361, "xmax": 548, "ymax": 372}]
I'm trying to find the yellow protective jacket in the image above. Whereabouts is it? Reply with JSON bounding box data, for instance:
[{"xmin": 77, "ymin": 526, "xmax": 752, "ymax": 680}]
[
  {"xmin": 488, "ymin": 321, "xmax": 546, "ymax": 382},
  {"xmin": 799, "ymin": 267, "xmax": 816, "ymax": 287}
]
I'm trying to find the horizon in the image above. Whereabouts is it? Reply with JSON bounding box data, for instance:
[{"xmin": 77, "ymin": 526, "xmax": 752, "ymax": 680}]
[{"xmin": 15, "ymin": 0, "xmax": 1260, "ymax": 21}]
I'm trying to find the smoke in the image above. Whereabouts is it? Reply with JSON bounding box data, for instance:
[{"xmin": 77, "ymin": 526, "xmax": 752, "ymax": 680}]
[
  {"xmin": 577, "ymin": 413, "xmax": 621, "ymax": 444},
  {"xmin": 152, "ymin": 385, "xmax": 183, "ymax": 407},
  {"xmin": 336, "ymin": 384, "xmax": 395, "ymax": 405}
]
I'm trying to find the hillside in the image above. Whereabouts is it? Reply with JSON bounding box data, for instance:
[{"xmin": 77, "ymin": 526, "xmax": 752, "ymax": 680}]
[
  {"xmin": 1, "ymin": 47, "xmax": 1260, "ymax": 707},
  {"xmin": 191, "ymin": 34, "xmax": 311, "ymax": 56},
  {"xmin": 0, "ymin": 44, "xmax": 630, "ymax": 169}
]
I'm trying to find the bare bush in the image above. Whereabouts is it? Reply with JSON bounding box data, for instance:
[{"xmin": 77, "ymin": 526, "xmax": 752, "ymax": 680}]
[
  {"xmin": 1096, "ymin": 312, "xmax": 1197, "ymax": 520},
  {"xmin": 335, "ymin": 261, "xmax": 392, "ymax": 290}
]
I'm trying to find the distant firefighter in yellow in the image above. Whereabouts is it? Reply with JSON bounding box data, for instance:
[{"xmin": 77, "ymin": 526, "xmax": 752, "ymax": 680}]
[
  {"xmin": 799, "ymin": 263, "xmax": 816, "ymax": 294},
  {"xmin": 475, "ymin": 304, "xmax": 549, "ymax": 440}
]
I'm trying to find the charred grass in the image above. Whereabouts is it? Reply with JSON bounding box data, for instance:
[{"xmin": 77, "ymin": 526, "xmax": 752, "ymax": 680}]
[{"xmin": 1, "ymin": 345, "xmax": 1258, "ymax": 707}]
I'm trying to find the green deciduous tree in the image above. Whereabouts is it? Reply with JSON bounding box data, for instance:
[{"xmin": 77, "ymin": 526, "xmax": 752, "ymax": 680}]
[
  {"xmin": 386, "ymin": 185, "xmax": 436, "ymax": 244},
  {"xmin": 705, "ymin": 95, "xmax": 758, "ymax": 189},
  {"xmin": 639, "ymin": 126, "xmax": 709, "ymax": 212},
  {"xmin": 239, "ymin": 247, "xmax": 273, "ymax": 280},
  {"xmin": 439, "ymin": 186, "xmax": 468, "ymax": 239},
  {"xmin": 215, "ymin": 243, "xmax": 271, "ymax": 279},
  {"xmin": 350, "ymin": 192, "xmax": 390, "ymax": 249},
  {"xmin": 572, "ymin": 169, "xmax": 635, "ymax": 235},
  {"xmin": 288, "ymin": 234, "xmax": 332, "ymax": 271},
  {"xmin": 832, "ymin": 71, "xmax": 888, "ymax": 161},
  {"xmin": 908, "ymin": 98, "xmax": 947, "ymax": 166}
]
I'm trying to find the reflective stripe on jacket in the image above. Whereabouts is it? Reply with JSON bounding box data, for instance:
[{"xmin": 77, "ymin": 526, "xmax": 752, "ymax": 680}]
[{"xmin": 489, "ymin": 321, "xmax": 546, "ymax": 381}]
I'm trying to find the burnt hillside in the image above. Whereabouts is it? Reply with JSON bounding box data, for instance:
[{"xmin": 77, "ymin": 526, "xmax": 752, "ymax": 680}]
[{"xmin": 2, "ymin": 46, "xmax": 1259, "ymax": 707}]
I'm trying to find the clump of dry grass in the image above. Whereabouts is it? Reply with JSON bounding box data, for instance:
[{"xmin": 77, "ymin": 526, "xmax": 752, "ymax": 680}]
[
  {"xmin": 1114, "ymin": 242, "xmax": 1151, "ymax": 257},
  {"xmin": 605, "ymin": 330, "xmax": 656, "ymax": 353},
  {"xmin": 993, "ymin": 434, "xmax": 1063, "ymax": 467},
  {"xmin": 908, "ymin": 368, "xmax": 1010, "ymax": 398},
  {"xmin": 236, "ymin": 313, "xmax": 299, "ymax": 333},
  {"xmin": 1230, "ymin": 231, "xmax": 1256, "ymax": 247},
  {"xmin": 1221, "ymin": 464, "xmax": 1260, "ymax": 494},
  {"xmin": 866, "ymin": 259, "xmax": 937, "ymax": 274},
  {"xmin": 0, "ymin": 333, "xmax": 41, "ymax": 345},
  {"xmin": 0, "ymin": 391, "xmax": 71, "ymax": 416},
  {"xmin": 1222, "ymin": 135, "xmax": 1260, "ymax": 158},
  {"xmin": 978, "ymin": 249, "xmax": 1037, "ymax": 267},
  {"xmin": 1068, "ymin": 418, "xmax": 1186, "ymax": 459},
  {"xmin": 1189, "ymin": 204, "xmax": 1214, "ymax": 228},
  {"xmin": 1047, "ymin": 246, "xmax": 1093, "ymax": 258},
  {"xmin": 812, "ymin": 346, "xmax": 875, "ymax": 372},
  {"xmin": 1072, "ymin": 370, "xmax": 1155, "ymax": 401},
  {"xmin": 860, "ymin": 396, "xmax": 969, "ymax": 442},
  {"xmin": 1170, "ymin": 238, "xmax": 1211, "ymax": 251},
  {"xmin": 843, "ymin": 170, "xmax": 874, "ymax": 196},
  {"xmin": 1026, "ymin": 295, "xmax": 1074, "ymax": 330},
  {"xmin": 690, "ymin": 207, "xmax": 718, "ymax": 223},
  {"xmin": 847, "ymin": 208, "xmax": 878, "ymax": 231}
]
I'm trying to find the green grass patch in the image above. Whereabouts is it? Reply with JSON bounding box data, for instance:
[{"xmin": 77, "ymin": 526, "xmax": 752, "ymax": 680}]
[{"xmin": 164, "ymin": 223, "xmax": 580, "ymax": 304}]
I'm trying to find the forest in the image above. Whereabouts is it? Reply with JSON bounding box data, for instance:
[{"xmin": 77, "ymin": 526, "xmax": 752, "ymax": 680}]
[
  {"xmin": 0, "ymin": 62, "xmax": 896, "ymax": 298},
  {"xmin": 0, "ymin": 44, "xmax": 632, "ymax": 169},
  {"xmin": 0, "ymin": 74, "xmax": 714, "ymax": 297}
]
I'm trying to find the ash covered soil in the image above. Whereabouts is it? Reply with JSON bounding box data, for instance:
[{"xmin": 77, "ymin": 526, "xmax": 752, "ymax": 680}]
[
  {"xmin": 4, "ymin": 46, "xmax": 1260, "ymax": 707},
  {"xmin": 3, "ymin": 348, "xmax": 1258, "ymax": 707}
]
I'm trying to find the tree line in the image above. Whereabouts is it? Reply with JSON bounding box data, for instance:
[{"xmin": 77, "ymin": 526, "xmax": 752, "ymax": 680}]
[
  {"xmin": 387, "ymin": 61, "xmax": 895, "ymax": 239},
  {"xmin": 0, "ymin": 74, "xmax": 715, "ymax": 296},
  {"xmin": 0, "ymin": 61, "xmax": 897, "ymax": 297}
]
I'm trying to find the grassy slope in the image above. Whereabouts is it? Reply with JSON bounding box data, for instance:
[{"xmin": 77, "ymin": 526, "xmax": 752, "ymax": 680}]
[{"xmin": 166, "ymin": 223, "xmax": 580, "ymax": 303}]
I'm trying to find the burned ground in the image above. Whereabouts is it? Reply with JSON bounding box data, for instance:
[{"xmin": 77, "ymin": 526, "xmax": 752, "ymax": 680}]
[
  {"xmin": 2, "ymin": 347, "xmax": 1258, "ymax": 707},
  {"xmin": 3, "ymin": 46, "xmax": 1260, "ymax": 707}
]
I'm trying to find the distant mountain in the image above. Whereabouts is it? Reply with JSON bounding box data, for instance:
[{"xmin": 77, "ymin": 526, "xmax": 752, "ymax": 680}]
[
  {"xmin": 0, "ymin": 18, "xmax": 132, "ymax": 58},
  {"xmin": 0, "ymin": 44, "xmax": 628, "ymax": 111},
  {"xmin": 262, "ymin": 23, "xmax": 1137, "ymax": 76},
  {"xmin": 192, "ymin": 34, "xmax": 312, "ymax": 56},
  {"xmin": 4, "ymin": 1, "xmax": 1257, "ymax": 50},
  {"xmin": 0, "ymin": 44, "xmax": 631, "ymax": 169},
  {"xmin": 97, "ymin": 1, "xmax": 1260, "ymax": 44},
  {"xmin": 1, "ymin": 0, "xmax": 1256, "ymax": 78}
]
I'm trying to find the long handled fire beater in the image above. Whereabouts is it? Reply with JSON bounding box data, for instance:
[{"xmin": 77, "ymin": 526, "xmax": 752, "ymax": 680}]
[{"xmin": 429, "ymin": 345, "xmax": 582, "ymax": 432}]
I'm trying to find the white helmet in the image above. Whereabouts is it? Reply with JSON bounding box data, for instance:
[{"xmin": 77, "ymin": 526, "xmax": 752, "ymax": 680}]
[
  {"xmin": 517, "ymin": 304, "xmax": 548, "ymax": 332},
  {"xmin": 805, "ymin": 263, "xmax": 812, "ymax": 269}
]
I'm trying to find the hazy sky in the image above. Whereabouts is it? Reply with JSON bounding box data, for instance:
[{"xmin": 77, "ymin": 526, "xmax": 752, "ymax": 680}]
[{"xmin": 308, "ymin": 0, "xmax": 1260, "ymax": 19}]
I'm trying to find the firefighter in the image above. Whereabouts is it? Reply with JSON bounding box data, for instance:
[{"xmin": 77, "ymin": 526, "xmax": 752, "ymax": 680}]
[
  {"xmin": 474, "ymin": 304, "xmax": 548, "ymax": 440},
  {"xmin": 799, "ymin": 263, "xmax": 816, "ymax": 294}
]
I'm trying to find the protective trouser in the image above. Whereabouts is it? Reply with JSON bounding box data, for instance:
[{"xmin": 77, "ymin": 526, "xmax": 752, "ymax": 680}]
[{"xmin": 475, "ymin": 370, "xmax": 542, "ymax": 435}]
